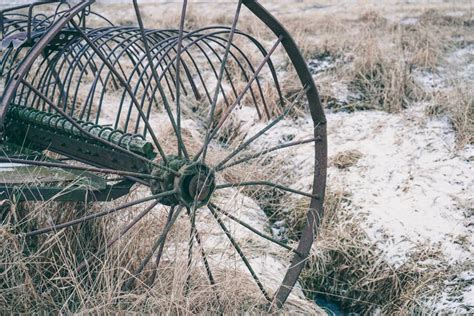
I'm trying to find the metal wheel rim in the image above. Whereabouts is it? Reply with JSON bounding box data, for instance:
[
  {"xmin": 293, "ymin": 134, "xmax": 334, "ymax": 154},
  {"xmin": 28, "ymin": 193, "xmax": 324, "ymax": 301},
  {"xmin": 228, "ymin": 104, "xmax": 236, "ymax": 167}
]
[{"xmin": 0, "ymin": 0, "xmax": 327, "ymax": 309}]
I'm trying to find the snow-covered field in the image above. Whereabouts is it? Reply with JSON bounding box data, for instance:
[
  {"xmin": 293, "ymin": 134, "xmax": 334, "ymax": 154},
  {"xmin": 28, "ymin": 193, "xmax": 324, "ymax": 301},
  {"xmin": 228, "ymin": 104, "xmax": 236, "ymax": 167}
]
[
  {"xmin": 1, "ymin": 0, "xmax": 472, "ymax": 314},
  {"xmin": 232, "ymin": 1, "xmax": 473, "ymax": 311},
  {"xmin": 231, "ymin": 97, "xmax": 473, "ymax": 313}
]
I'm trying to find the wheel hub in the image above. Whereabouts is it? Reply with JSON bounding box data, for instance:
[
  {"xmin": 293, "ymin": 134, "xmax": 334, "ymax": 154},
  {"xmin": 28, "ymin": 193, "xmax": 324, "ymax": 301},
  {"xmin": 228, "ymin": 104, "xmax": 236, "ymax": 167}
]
[{"xmin": 150, "ymin": 157, "xmax": 215, "ymax": 208}]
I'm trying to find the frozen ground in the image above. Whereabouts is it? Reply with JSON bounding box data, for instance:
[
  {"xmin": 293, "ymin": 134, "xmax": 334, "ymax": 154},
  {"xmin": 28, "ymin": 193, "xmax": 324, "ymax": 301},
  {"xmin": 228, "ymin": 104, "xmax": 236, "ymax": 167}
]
[
  {"xmin": 1, "ymin": 0, "xmax": 472, "ymax": 313},
  {"xmin": 327, "ymin": 105, "xmax": 472, "ymax": 269},
  {"xmin": 224, "ymin": 37, "xmax": 473, "ymax": 312},
  {"xmin": 233, "ymin": 102, "xmax": 473, "ymax": 312}
]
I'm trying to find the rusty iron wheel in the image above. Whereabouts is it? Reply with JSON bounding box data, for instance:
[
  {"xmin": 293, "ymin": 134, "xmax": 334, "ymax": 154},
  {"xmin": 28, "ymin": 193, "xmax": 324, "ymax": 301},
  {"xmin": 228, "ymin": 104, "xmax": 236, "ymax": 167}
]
[{"xmin": 0, "ymin": 0, "xmax": 327, "ymax": 309}]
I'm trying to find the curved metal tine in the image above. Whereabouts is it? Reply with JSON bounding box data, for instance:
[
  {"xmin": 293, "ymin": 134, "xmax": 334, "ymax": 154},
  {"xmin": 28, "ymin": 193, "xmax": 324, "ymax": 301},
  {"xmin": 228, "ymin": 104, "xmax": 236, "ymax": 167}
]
[
  {"xmin": 214, "ymin": 87, "xmax": 309, "ymax": 170},
  {"xmin": 132, "ymin": 1, "xmax": 189, "ymax": 160},
  {"xmin": 138, "ymin": 32, "xmax": 233, "ymax": 124},
  {"xmin": 195, "ymin": 35, "xmax": 284, "ymax": 163},
  {"xmin": 199, "ymin": 0, "xmax": 243, "ymax": 163},
  {"xmin": 98, "ymin": 31, "xmax": 180, "ymax": 131},
  {"xmin": 119, "ymin": 30, "xmax": 181, "ymax": 111},
  {"xmin": 82, "ymin": 38, "xmax": 135, "ymax": 123},
  {"xmin": 77, "ymin": 199, "xmax": 162, "ymax": 273},
  {"xmin": 207, "ymin": 204, "xmax": 272, "ymax": 302},
  {"xmin": 69, "ymin": 20, "xmax": 169, "ymax": 164},
  {"xmin": 64, "ymin": 29, "xmax": 124, "ymax": 119},
  {"xmin": 24, "ymin": 191, "xmax": 174, "ymax": 237},
  {"xmin": 215, "ymin": 181, "xmax": 318, "ymax": 200},
  {"xmin": 135, "ymin": 31, "xmax": 195, "ymax": 135},
  {"xmin": 19, "ymin": 79, "xmax": 180, "ymax": 176},
  {"xmin": 216, "ymin": 137, "xmax": 318, "ymax": 171},
  {"xmin": 209, "ymin": 202, "xmax": 304, "ymax": 257},
  {"xmin": 123, "ymin": 205, "xmax": 184, "ymax": 291},
  {"xmin": 75, "ymin": 29, "xmax": 159, "ymax": 125},
  {"xmin": 129, "ymin": 26, "xmax": 275, "ymax": 131},
  {"xmin": 146, "ymin": 206, "xmax": 176, "ymax": 286},
  {"xmin": 205, "ymin": 34, "xmax": 265, "ymax": 120},
  {"xmin": 0, "ymin": 157, "xmax": 158, "ymax": 180}
]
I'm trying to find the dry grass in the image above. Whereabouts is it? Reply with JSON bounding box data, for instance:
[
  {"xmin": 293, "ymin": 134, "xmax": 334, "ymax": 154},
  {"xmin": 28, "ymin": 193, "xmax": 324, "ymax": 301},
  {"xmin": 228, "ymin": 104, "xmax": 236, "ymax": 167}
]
[
  {"xmin": 0, "ymin": 196, "xmax": 284, "ymax": 314},
  {"xmin": 282, "ymin": 5, "xmax": 472, "ymax": 127},
  {"xmin": 428, "ymin": 84, "xmax": 474, "ymax": 146},
  {"xmin": 2, "ymin": 1, "xmax": 473, "ymax": 314},
  {"xmin": 331, "ymin": 150, "xmax": 363, "ymax": 169},
  {"xmin": 297, "ymin": 186, "xmax": 465, "ymax": 314}
]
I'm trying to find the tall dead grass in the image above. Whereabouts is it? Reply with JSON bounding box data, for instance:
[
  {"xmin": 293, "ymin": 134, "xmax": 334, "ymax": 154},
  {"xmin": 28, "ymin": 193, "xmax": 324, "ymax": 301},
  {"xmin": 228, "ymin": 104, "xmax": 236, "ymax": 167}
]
[
  {"xmin": 0, "ymin": 197, "xmax": 278, "ymax": 314},
  {"xmin": 298, "ymin": 186, "xmax": 469, "ymax": 314},
  {"xmin": 284, "ymin": 7, "xmax": 472, "ymax": 122}
]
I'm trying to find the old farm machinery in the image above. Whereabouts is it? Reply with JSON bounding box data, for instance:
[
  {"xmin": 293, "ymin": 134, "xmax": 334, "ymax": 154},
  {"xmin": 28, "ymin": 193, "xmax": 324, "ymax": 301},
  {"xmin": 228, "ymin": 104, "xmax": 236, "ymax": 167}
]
[{"xmin": 0, "ymin": 0, "xmax": 327, "ymax": 310}]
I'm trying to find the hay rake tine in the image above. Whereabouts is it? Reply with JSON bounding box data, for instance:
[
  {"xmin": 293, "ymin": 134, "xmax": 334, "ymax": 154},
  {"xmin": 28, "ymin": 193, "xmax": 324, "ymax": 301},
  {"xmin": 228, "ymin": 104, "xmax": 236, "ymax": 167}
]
[
  {"xmin": 131, "ymin": 1, "xmax": 189, "ymax": 158},
  {"xmin": 73, "ymin": 29, "xmax": 171, "ymax": 126},
  {"xmin": 129, "ymin": 28, "xmax": 239, "ymax": 124},
  {"xmin": 136, "ymin": 31, "xmax": 233, "ymax": 114},
  {"xmin": 134, "ymin": 32, "xmax": 198, "ymax": 135},
  {"xmin": 195, "ymin": 35, "xmax": 284, "ymax": 163},
  {"xmin": 69, "ymin": 19, "xmax": 169, "ymax": 164},
  {"xmin": 200, "ymin": 0, "xmax": 242, "ymax": 163},
  {"xmin": 127, "ymin": 26, "xmax": 279, "ymax": 124}
]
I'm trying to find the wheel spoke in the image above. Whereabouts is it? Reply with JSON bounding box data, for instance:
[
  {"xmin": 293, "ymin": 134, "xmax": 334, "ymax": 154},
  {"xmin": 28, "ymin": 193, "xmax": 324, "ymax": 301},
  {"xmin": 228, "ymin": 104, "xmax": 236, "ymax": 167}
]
[
  {"xmin": 199, "ymin": 0, "xmax": 243, "ymax": 163},
  {"xmin": 193, "ymin": 224, "xmax": 217, "ymax": 287},
  {"xmin": 174, "ymin": 0, "xmax": 188, "ymax": 159},
  {"xmin": 214, "ymin": 87, "xmax": 309, "ymax": 170},
  {"xmin": 216, "ymin": 137, "xmax": 317, "ymax": 171},
  {"xmin": 24, "ymin": 191, "xmax": 174, "ymax": 237},
  {"xmin": 132, "ymin": 0, "xmax": 189, "ymax": 159},
  {"xmin": 76, "ymin": 199, "xmax": 161, "ymax": 273},
  {"xmin": 210, "ymin": 203, "xmax": 304, "ymax": 257},
  {"xmin": 195, "ymin": 35, "xmax": 283, "ymax": 163},
  {"xmin": 123, "ymin": 205, "xmax": 184, "ymax": 290},
  {"xmin": 207, "ymin": 204, "xmax": 271, "ymax": 302},
  {"xmin": 191, "ymin": 219, "xmax": 220, "ymax": 303},
  {"xmin": 185, "ymin": 206, "xmax": 196, "ymax": 292},
  {"xmin": 146, "ymin": 206, "xmax": 176, "ymax": 286},
  {"xmin": 215, "ymin": 181, "xmax": 318, "ymax": 199}
]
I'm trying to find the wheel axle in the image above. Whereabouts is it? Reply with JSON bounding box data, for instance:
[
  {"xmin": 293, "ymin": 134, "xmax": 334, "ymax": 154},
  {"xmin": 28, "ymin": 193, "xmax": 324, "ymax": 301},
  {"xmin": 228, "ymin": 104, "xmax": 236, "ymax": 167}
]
[{"xmin": 151, "ymin": 157, "xmax": 215, "ymax": 208}]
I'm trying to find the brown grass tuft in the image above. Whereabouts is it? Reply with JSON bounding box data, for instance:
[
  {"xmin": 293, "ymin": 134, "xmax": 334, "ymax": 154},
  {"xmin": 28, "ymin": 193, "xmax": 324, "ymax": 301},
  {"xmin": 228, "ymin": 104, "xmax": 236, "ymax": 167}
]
[
  {"xmin": 299, "ymin": 186, "xmax": 461, "ymax": 314},
  {"xmin": 331, "ymin": 150, "xmax": 363, "ymax": 169}
]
